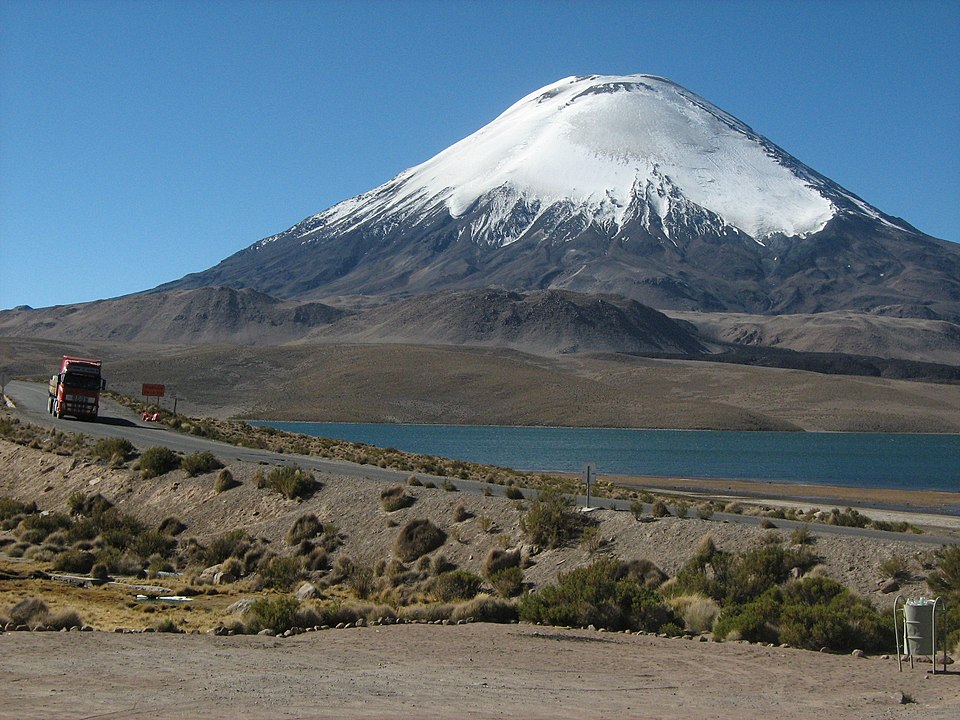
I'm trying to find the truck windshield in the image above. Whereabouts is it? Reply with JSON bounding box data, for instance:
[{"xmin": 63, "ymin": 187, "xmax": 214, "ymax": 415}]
[{"xmin": 63, "ymin": 372, "xmax": 101, "ymax": 391}]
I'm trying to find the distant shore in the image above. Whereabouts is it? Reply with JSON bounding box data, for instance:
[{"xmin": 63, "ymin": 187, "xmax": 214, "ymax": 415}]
[{"xmin": 591, "ymin": 473, "xmax": 960, "ymax": 529}]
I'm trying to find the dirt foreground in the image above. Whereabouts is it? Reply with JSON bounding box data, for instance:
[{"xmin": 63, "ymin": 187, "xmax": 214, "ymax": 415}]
[{"xmin": 3, "ymin": 623, "xmax": 958, "ymax": 720}]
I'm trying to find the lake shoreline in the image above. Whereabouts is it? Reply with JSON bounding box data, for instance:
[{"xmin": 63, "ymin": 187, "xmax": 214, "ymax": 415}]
[{"xmin": 589, "ymin": 472, "xmax": 960, "ymax": 520}]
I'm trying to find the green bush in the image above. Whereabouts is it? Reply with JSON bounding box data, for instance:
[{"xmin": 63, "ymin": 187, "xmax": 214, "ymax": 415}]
[
  {"xmin": 721, "ymin": 543, "xmax": 816, "ymax": 606},
  {"xmin": 878, "ymin": 555, "xmax": 911, "ymax": 581},
  {"xmin": 247, "ymin": 595, "xmax": 301, "ymax": 634},
  {"xmin": 256, "ymin": 554, "xmax": 304, "ymax": 590},
  {"xmin": 133, "ymin": 530, "xmax": 176, "ymax": 559},
  {"xmin": 204, "ymin": 529, "xmax": 252, "ymax": 566},
  {"xmin": 711, "ymin": 576, "xmax": 891, "ymax": 652},
  {"xmin": 927, "ymin": 544, "xmax": 960, "ymax": 595},
  {"xmin": 520, "ymin": 488, "xmax": 583, "ymax": 549},
  {"xmin": 518, "ymin": 558, "xmax": 679, "ymax": 632},
  {"xmin": 432, "ymin": 569, "xmax": 483, "ymax": 602},
  {"xmin": 394, "ymin": 519, "xmax": 446, "ymax": 562},
  {"xmin": 140, "ymin": 447, "xmax": 180, "ymax": 479},
  {"xmin": 67, "ymin": 492, "xmax": 113, "ymax": 517},
  {"xmin": 380, "ymin": 484, "xmax": 415, "ymax": 512},
  {"xmin": 91, "ymin": 437, "xmax": 136, "ymax": 463},
  {"xmin": 74, "ymin": 509, "xmax": 146, "ymax": 550},
  {"xmin": 180, "ymin": 451, "xmax": 223, "ymax": 477},
  {"xmin": 488, "ymin": 566, "xmax": 524, "ymax": 597},
  {"xmin": 629, "ymin": 499, "xmax": 645, "ymax": 520},
  {"xmin": 17, "ymin": 512, "xmax": 71, "ymax": 542},
  {"xmin": 53, "ymin": 548, "xmax": 97, "ymax": 574},
  {"xmin": 928, "ymin": 545, "xmax": 960, "ymax": 650},
  {"xmin": 263, "ymin": 465, "xmax": 318, "ymax": 500},
  {"xmin": 790, "ymin": 525, "xmax": 814, "ymax": 546},
  {"xmin": 0, "ymin": 497, "xmax": 37, "ymax": 522}
]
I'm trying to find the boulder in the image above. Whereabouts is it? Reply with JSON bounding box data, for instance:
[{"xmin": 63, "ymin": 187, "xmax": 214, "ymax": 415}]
[
  {"xmin": 226, "ymin": 598, "xmax": 257, "ymax": 616},
  {"xmin": 295, "ymin": 582, "xmax": 320, "ymax": 600}
]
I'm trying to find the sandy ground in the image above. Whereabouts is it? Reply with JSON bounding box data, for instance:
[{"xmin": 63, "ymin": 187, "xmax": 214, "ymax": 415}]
[{"xmin": 2, "ymin": 623, "xmax": 958, "ymax": 720}]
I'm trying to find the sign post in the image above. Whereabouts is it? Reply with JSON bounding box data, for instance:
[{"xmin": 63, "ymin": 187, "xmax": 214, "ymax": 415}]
[
  {"xmin": 141, "ymin": 384, "xmax": 165, "ymax": 399},
  {"xmin": 582, "ymin": 462, "xmax": 596, "ymax": 510}
]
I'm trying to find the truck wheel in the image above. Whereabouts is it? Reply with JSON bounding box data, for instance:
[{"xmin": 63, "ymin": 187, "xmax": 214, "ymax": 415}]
[
  {"xmin": 55, "ymin": 401, "xmax": 63, "ymax": 419},
  {"xmin": 47, "ymin": 396, "xmax": 54, "ymax": 414}
]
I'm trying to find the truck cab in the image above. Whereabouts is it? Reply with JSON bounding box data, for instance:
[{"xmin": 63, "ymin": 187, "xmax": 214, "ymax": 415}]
[{"xmin": 48, "ymin": 356, "xmax": 105, "ymax": 421}]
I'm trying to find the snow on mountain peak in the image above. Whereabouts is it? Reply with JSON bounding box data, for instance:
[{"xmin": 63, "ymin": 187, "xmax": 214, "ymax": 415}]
[{"xmin": 308, "ymin": 74, "xmax": 882, "ymax": 246}]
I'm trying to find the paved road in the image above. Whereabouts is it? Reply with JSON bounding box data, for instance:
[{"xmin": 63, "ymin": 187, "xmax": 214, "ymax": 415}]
[{"xmin": 4, "ymin": 380, "xmax": 955, "ymax": 546}]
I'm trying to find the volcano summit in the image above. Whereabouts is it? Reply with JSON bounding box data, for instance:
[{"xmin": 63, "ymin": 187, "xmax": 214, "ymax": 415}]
[{"xmin": 162, "ymin": 74, "xmax": 959, "ymax": 320}]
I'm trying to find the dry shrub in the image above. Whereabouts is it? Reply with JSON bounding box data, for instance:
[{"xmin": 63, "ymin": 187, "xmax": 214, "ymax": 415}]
[
  {"xmin": 621, "ymin": 559, "xmax": 668, "ymax": 589},
  {"xmin": 450, "ymin": 595, "xmax": 519, "ymax": 624},
  {"xmin": 394, "ymin": 519, "xmax": 446, "ymax": 562},
  {"xmin": 483, "ymin": 547, "xmax": 521, "ymax": 577},
  {"xmin": 263, "ymin": 465, "xmax": 318, "ymax": 500},
  {"xmin": 400, "ymin": 602, "xmax": 455, "ymax": 623},
  {"xmin": 214, "ymin": 468, "xmax": 239, "ymax": 493},
  {"xmin": 46, "ymin": 608, "xmax": 84, "ymax": 630},
  {"xmin": 504, "ymin": 486, "xmax": 524, "ymax": 500},
  {"xmin": 286, "ymin": 514, "xmax": 323, "ymax": 545},
  {"xmin": 347, "ymin": 563, "xmax": 378, "ymax": 600},
  {"xmin": 453, "ymin": 503, "xmax": 472, "ymax": 522},
  {"xmin": 650, "ymin": 500, "xmax": 670, "ymax": 518},
  {"xmin": 380, "ymin": 484, "xmax": 415, "ymax": 512},
  {"xmin": 158, "ymin": 517, "xmax": 187, "ymax": 536},
  {"xmin": 668, "ymin": 593, "xmax": 720, "ymax": 633},
  {"xmin": 4, "ymin": 597, "xmax": 48, "ymax": 626},
  {"xmin": 758, "ymin": 517, "xmax": 777, "ymax": 530}
]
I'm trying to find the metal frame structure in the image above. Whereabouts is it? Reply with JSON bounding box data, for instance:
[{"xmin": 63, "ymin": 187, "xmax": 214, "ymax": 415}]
[{"xmin": 894, "ymin": 595, "xmax": 946, "ymax": 674}]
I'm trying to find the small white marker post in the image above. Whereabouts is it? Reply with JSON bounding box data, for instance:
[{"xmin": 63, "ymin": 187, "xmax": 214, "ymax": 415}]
[{"xmin": 582, "ymin": 462, "xmax": 596, "ymax": 510}]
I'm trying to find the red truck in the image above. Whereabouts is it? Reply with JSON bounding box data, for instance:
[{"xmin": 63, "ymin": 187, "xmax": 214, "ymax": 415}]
[{"xmin": 48, "ymin": 356, "xmax": 105, "ymax": 421}]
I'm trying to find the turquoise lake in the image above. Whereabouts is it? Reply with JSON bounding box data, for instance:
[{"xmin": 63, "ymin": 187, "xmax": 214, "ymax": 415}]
[{"xmin": 251, "ymin": 423, "xmax": 960, "ymax": 493}]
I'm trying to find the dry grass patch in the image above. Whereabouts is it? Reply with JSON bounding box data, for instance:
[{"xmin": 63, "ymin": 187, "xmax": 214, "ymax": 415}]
[
  {"xmin": 394, "ymin": 519, "xmax": 446, "ymax": 563},
  {"xmin": 380, "ymin": 484, "xmax": 415, "ymax": 512}
]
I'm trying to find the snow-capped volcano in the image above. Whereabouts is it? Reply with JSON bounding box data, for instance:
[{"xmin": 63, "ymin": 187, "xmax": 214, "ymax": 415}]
[
  {"xmin": 162, "ymin": 74, "xmax": 960, "ymax": 320},
  {"xmin": 287, "ymin": 74, "xmax": 897, "ymax": 248}
]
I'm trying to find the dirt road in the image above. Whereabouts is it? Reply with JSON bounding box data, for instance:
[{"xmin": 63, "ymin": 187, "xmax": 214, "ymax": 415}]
[{"xmin": 2, "ymin": 623, "xmax": 957, "ymax": 719}]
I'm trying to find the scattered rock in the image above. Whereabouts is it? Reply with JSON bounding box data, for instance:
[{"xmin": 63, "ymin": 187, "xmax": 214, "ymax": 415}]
[
  {"xmin": 213, "ymin": 571, "xmax": 236, "ymax": 585},
  {"xmin": 258, "ymin": 629, "xmax": 275, "ymax": 636},
  {"xmin": 851, "ymin": 649, "xmax": 866, "ymax": 658}
]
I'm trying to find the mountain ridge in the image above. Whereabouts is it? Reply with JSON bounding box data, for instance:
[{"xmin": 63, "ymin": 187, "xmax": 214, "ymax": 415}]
[{"xmin": 157, "ymin": 74, "xmax": 960, "ymax": 321}]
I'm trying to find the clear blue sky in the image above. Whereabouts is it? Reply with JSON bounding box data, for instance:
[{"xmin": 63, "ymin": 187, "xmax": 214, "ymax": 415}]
[{"xmin": 1, "ymin": 0, "xmax": 957, "ymax": 310}]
